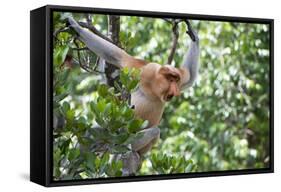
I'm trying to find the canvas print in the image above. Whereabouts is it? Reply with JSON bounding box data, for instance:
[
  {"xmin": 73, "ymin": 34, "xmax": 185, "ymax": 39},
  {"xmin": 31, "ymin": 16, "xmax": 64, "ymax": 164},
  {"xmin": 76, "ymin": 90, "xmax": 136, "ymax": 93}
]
[{"xmin": 52, "ymin": 11, "xmax": 270, "ymax": 181}]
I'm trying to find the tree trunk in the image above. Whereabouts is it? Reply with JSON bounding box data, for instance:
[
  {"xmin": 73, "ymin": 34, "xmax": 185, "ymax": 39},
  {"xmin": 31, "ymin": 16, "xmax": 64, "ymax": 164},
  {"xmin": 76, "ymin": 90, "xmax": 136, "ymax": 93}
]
[
  {"xmin": 105, "ymin": 16, "xmax": 141, "ymax": 176},
  {"xmin": 105, "ymin": 15, "xmax": 121, "ymax": 87}
]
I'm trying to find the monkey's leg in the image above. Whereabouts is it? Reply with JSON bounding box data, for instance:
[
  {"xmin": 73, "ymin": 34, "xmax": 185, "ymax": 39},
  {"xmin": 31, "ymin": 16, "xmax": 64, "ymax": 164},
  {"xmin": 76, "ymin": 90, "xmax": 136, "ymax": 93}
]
[
  {"xmin": 113, "ymin": 128, "xmax": 159, "ymax": 176},
  {"xmin": 131, "ymin": 127, "xmax": 160, "ymax": 156}
]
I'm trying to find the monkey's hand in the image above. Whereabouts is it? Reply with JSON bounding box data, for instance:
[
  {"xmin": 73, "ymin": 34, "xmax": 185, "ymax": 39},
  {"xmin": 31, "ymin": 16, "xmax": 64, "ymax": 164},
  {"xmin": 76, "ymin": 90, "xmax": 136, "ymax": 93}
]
[
  {"xmin": 66, "ymin": 17, "xmax": 84, "ymax": 35},
  {"xmin": 185, "ymin": 20, "xmax": 199, "ymax": 42},
  {"xmin": 131, "ymin": 127, "xmax": 160, "ymax": 156}
]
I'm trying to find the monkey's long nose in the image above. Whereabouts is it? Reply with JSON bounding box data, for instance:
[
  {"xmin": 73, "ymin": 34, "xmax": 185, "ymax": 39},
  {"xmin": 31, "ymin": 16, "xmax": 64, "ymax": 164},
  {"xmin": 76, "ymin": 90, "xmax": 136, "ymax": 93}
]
[
  {"xmin": 166, "ymin": 84, "xmax": 180, "ymax": 101},
  {"xmin": 170, "ymin": 83, "xmax": 180, "ymax": 97}
]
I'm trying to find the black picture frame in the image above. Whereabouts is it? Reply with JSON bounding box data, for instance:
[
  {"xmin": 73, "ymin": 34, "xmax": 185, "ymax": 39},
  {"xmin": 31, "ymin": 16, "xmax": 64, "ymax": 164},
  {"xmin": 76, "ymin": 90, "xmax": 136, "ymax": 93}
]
[{"xmin": 30, "ymin": 4, "xmax": 274, "ymax": 187}]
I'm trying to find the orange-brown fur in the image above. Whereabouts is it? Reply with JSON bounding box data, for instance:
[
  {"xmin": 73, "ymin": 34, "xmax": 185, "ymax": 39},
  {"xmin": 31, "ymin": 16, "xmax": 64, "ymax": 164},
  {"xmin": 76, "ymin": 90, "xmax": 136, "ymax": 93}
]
[
  {"xmin": 129, "ymin": 62, "xmax": 190, "ymax": 154},
  {"xmin": 129, "ymin": 61, "xmax": 190, "ymax": 127}
]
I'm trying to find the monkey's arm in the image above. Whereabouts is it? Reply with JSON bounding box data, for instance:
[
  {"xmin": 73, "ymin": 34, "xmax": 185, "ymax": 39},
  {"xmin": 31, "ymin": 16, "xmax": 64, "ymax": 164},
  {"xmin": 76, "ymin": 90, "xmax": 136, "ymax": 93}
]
[
  {"xmin": 131, "ymin": 127, "xmax": 160, "ymax": 156},
  {"xmin": 67, "ymin": 17, "xmax": 147, "ymax": 68},
  {"xmin": 180, "ymin": 21, "xmax": 200, "ymax": 90}
]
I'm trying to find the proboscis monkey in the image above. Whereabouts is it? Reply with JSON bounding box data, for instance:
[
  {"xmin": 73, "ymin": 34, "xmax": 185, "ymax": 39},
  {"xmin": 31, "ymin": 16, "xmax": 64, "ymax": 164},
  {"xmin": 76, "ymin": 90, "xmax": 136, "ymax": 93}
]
[{"xmin": 67, "ymin": 16, "xmax": 199, "ymax": 158}]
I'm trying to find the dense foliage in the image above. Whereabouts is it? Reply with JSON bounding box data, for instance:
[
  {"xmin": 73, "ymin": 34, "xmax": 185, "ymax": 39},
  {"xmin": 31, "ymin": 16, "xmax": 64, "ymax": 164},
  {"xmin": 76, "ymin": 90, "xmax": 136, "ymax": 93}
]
[{"xmin": 52, "ymin": 12, "xmax": 270, "ymax": 180}]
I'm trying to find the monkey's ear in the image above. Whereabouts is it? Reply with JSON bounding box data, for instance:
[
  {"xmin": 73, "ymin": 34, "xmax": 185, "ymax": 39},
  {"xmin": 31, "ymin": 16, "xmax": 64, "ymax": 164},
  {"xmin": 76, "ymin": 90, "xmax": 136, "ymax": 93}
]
[{"xmin": 67, "ymin": 17, "xmax": 147, "ymax": 69}]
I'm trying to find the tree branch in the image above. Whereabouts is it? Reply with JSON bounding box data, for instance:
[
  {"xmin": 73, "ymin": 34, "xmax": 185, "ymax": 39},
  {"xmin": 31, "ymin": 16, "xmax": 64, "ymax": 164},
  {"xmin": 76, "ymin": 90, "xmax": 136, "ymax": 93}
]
[
  {"xmin": 85, "ymin": 13, "xmax": 92, "ymax": 26},
  {"xmin": 167, "ymin": 20, "xmax": 180, "ymax": 64},
  {"xmin": 165, "ymin": 19, "xmax": 195, "ymax": 64},
  {"xmin": 53, "ymin": 27, "xmax": 70, "ymax": 41},
  {"xmin": 53, "ymin": 27, "xmax": 69, "ymax": 37},
  {"xmin": 164, "ymin": 19, "xmax": 184, "ymax": 64},
  {"xmin": 104, "ymin": 15, "xmax": 121, "ymax": 87},
  {"xmin": 71, "ymin": 47, "xmax": 89, "ymax": 51},
  {"xmin": 73, "ymin": 38, "xmax": 104, "ymax": 73}
]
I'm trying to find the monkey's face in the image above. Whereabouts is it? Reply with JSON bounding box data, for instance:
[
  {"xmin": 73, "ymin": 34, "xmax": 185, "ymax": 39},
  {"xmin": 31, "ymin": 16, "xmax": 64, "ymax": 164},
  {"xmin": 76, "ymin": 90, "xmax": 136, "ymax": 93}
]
[
  {"xmin": 140, "ymin": 63, "xmax": 185, "ymax": 102},
  {"xmin": 157, "ymin": 65, "xmax": 183, "ymax": 102}
]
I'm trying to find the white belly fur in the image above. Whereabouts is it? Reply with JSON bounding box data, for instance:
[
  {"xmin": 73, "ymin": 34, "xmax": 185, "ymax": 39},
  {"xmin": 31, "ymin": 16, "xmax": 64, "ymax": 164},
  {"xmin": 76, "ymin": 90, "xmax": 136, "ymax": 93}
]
[{"xmin": 131, "ymin": 89, "xmax": 165, "ymax": 127}]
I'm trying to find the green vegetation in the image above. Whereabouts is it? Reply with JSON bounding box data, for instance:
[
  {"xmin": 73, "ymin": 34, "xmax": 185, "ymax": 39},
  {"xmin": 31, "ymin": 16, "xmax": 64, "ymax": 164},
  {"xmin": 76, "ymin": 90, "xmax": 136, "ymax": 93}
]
[{"xmin": 53, "ymin": 12, "xmax": 270, "ymax": 180}]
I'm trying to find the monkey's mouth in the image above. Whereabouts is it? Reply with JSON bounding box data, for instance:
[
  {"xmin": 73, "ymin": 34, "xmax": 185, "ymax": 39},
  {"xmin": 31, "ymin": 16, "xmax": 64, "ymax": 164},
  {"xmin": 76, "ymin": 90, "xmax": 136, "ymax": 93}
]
[{"xmin": 164, "ymin": 94, "xmax": 174, "ymax": 101}]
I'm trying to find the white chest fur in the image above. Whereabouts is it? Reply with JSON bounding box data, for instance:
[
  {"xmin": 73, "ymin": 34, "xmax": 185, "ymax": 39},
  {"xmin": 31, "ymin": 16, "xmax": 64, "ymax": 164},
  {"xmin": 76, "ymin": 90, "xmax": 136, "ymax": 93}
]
[{"xmin": 131, "ymin": 89, "xmax": 165, "ymax": 127}]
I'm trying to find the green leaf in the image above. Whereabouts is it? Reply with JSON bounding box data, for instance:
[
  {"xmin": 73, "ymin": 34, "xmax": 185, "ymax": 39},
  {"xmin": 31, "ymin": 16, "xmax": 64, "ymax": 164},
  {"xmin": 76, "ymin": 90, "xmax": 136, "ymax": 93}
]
[
  {"xmin": 120, "ymin": 67, "xmax": 140, "ymax": 92},
  {"xmin": 53, "ymin": 148, "xmax": 61, "ymax": 165},
  {"xmin": 99, "ymin": 152, "xmax": 110, "ymax": 175},
  {"xmin": 127, "ymin": 119, "xmax": 143, "ymax": 133},
  {"xmin": 66, "ymin": 109, "xmax": 75, "ymax": 121},
  {"xmin": 96, "ymin": 99, "xmax": 107, "ymax": 113},
  {"xmin": 54, "ymin": 45, "xmax": 69, "ymax": 66},
  {"xmin": 122, "ymin": 107, "xmax": 134, "ymax": 120},
  {"xmin": 115, "ymin": 161, "xmax": 123, "ymax": 177},
  {"xmin": 119, "ymin": 31, "xmax": 127, "ymax": 43},
  {"xmin": 128, "ymin": 79, "xmax": 139, "ymax": 90},
  {"xmin": 104, "ymin": 103, "xmax": 112, "ymax": 117},
  {"xmin": 95, "ymin": 157, "xmax": 100, "ymax": 168},
  {"xmin": 54, "ymin": 93, "xmax": 68, "ymax": 102},
  {"xmin": 90, "ymin": 101, "xmax": 97, "ymax": 114},
  {"xmin": 62, "ymin": 102, "xmax": 70, "ymax": 114},
  {"xmin": 68, "ymin": 148, "xmax": 80, "ymax": 161},
  {"xmin": 95, "ymin": 116, "xmax": 106, "ymax": 129},
  {"xmin": 85, "ymin": 152, "xmax": 96, "ymax": 171},
  {"xmin": 77, "ymin": 116, "xmax": 87, "ymax": 129},
  {"xmin": 110, "ymin": 145, "xmax": 129, "ymax": 153},
  {"xmin": 98, "ymin": 84, "xmax": 109, "ymax": 98},
  {"xmin": 111, "ymin": 132, "xmax": 130, "ymax": 144},
  {"xmin": 140, "ymin": 120, "xmax": 149, "ymax": 129},
  {"xmin": 185, "ymin": 161, "xmax": 195, "ymax": 172}
]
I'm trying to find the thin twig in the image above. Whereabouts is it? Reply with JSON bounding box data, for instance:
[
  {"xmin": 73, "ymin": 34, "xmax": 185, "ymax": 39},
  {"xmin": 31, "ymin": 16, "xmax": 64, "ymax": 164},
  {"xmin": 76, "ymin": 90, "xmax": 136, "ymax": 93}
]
[
  {"xmin": 74, "ymin": 38, "xmax": 93, "ymax": 72},
  {"xmin": 71, "ymin": 47, "xmax": 89, "ymax": 51},
  {"xmin": 73, "ymin": 37, "xmax": 104, "ymax": 73},
  {"xmin": 54, "ymin": 18, "xmax": 107, "ymax": 74},
  {"xmin": 85, "ymin": 13, "xmax": 92, "ymax": 25},
  {"xmin": 53, "ymin": 27, "xmax": 70, "ymax": 38},
  {"xmin": 164, "ymin": 19, "xmax": 195, "ymax": 64},
  {"xmin": 165, "ymin": 19, "xmax": 183, "ymax": 64}
]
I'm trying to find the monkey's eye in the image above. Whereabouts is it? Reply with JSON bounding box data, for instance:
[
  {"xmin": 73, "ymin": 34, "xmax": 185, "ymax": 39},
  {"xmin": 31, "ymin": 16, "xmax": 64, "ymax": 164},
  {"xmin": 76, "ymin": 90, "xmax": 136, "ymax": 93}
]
[
  {"xmin": 166, "ymin": 76, "xmax": 173, "ymax": 82},
  {"xmin": 166, "ymin": 76, "xmax": 180, "ymax": 83}
]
